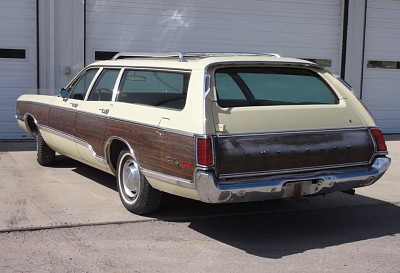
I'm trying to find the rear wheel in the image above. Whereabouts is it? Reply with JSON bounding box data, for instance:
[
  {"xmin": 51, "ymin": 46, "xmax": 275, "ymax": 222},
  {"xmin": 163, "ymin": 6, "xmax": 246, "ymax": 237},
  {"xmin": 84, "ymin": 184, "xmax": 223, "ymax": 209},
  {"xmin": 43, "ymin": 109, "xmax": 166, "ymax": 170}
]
[
  {"xmin": 116, "ymin": 150, "xmax": 162, "ymax": 215},
  {"xmin": 36, "ymin": 131, "xmax": 55, "ymax": 166}
]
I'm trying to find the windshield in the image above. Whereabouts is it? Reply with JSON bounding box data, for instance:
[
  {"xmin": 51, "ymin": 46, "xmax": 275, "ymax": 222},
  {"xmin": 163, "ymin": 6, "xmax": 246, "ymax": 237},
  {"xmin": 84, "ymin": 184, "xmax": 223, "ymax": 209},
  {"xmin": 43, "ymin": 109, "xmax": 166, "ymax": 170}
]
[{"xmin": 214, "ymin": 67, "xmax": 338, "ymax": 107}]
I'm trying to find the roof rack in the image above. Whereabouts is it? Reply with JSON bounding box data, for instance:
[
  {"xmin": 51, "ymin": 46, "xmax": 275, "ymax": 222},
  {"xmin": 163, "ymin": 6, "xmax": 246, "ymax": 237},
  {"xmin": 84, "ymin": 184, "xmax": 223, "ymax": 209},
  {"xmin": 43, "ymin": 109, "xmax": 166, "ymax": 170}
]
[
  {"xmin": 112, "ymin": 52, "xmax": 186, "ymax": 62},
  {"xmin": 111, "ymin": 52, "xmax": 281, "ymax": 62}
]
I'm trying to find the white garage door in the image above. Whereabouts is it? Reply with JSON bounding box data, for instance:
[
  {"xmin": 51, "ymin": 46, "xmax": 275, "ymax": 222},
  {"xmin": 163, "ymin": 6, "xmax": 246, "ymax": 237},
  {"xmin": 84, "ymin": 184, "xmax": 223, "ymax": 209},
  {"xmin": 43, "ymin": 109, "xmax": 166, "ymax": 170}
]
[
  {"xmin": 362, "ymin": 0, "xmax": 400, "ymax": 133},
  {"xmin": 0, "ymin": 1, "xmax": 37, "ymax": 139},
  {"xmin": 86, "ymin": 0, "xmax": 342, "ymax": 74}
]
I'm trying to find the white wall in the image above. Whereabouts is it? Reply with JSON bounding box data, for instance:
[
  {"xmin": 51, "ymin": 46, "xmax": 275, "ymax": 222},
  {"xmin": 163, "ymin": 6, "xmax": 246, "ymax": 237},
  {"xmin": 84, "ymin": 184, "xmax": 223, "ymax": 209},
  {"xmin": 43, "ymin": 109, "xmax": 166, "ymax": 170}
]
[
  {"xmin": 343, "ymin": 0, "xmax": 367, "ymax": 97},
  {"xmin": 38, "ymin": 0, "xmax": 85, "ymax": 94}
]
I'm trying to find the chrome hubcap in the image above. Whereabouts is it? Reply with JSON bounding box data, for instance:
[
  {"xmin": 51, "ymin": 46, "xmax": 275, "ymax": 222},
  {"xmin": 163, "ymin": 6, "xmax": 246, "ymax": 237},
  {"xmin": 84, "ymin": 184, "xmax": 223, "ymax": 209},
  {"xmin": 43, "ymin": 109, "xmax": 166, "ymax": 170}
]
[{"xmin": 121, "ymin": 158, "xmax": 140, "ymax": 199}]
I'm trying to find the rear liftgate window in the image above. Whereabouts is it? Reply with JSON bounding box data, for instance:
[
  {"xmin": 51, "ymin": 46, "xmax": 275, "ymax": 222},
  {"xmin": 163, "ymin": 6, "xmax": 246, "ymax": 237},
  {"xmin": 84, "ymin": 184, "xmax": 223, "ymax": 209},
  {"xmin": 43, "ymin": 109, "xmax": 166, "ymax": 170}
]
[{"xmin": 215, "ymin": 67, "xmax": 338, "ymax": 107}]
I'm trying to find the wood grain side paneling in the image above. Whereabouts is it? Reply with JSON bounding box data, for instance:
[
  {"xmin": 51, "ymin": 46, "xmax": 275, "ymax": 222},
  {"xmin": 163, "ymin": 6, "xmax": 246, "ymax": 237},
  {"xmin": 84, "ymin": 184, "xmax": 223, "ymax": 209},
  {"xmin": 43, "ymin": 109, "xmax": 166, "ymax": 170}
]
[
  {"xmin": 159, "ymin": 130, "xmax": 196, "ymax": 180},
  {"xmin": 16, "ymin": 101, "xmax": 49, "ymax": 126},
  {"xmin": 17, "ymin": 101, "xmax": 196, "ymax": 181},
  {"xmin": 75, "ymin": 112, "xmax": 109, "ymax": 157},
  {"xmin": 48, "ymin": 106, "xmax": 76, "ymax": 136},
  {"xmin": 107, "ymin": 119, "xmax": 196, "ymax": 181},
  {"xmin": 216, "ymin": 129, "xmax": 375, "ymax": 176}
]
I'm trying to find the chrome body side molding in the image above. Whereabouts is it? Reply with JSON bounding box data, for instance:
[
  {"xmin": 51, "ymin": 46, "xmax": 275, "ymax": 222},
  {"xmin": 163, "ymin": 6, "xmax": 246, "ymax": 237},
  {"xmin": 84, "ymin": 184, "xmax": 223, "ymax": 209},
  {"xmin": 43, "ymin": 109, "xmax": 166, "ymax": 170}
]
[
  {"xmin": 142, "ymin": 169, "xmax": 194, "ymax": 189},
  {"xmin": 39, "ymin": 125, "xmax": 106, "ymax": 165}
]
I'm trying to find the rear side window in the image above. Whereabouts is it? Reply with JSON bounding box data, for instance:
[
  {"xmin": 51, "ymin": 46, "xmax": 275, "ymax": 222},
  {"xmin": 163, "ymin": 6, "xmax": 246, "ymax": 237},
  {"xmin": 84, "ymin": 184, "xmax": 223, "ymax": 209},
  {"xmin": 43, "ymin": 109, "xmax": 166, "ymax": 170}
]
[
  {"xmin": 117, "ymin": 70, "xmax": 190, "ymax": 110},
  {"xmin": 215, "ymin": 67, "xmax": 338, "ymax": 107}
]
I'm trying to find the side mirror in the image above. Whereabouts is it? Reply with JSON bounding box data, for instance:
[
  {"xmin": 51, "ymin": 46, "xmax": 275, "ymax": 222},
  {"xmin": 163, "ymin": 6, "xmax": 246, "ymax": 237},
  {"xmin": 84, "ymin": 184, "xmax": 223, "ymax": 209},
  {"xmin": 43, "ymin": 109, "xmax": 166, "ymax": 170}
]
[{"xmin": 59, "ymin": 88, "xmax": 69, "ymax": 99}]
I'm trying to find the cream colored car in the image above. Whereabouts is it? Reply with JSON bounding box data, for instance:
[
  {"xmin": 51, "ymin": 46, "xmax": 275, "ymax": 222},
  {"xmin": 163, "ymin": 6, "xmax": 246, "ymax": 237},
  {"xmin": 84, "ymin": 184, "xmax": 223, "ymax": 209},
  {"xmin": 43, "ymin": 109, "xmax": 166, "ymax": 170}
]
[{"xmin": 16, "ymin": 52, "xmax": 391, "ymax": 215}]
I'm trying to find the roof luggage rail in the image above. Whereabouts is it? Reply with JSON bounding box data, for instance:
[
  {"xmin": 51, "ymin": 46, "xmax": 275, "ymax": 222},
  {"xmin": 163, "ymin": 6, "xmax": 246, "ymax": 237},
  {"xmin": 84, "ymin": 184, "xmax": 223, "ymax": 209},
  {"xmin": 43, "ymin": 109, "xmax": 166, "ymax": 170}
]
[
  {"xmin": 181, "ymin": 52, "xmax": 281, "ymax": 58},
  {"xmin": 111, "ymin": 52, "xmax": 281, "ymax": 62},
  {"xmin": 112, "ymin": 52, "xmax": 186, "ymax": 62}
]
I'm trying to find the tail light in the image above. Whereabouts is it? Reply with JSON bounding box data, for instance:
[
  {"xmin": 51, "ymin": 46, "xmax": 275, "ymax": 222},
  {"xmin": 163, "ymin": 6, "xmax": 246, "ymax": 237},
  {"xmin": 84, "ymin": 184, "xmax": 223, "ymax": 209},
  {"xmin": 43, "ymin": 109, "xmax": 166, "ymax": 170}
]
[
  {"xmin": 370, "ymin": 128, "xmax": 388, "ymax": 152},
  {"xmin": 197, "ymin": 137, "xmax": 214, "ymax": 166}
]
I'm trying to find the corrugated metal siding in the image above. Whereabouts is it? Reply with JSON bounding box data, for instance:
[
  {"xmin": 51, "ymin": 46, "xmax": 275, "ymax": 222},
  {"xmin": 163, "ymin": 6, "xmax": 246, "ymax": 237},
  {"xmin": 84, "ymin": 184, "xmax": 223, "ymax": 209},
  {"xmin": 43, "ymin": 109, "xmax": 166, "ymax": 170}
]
[
  {"xmin": 0, "ymin": 1, "xmax": 36, "ymax": 139},
  {"xmin": 363, "ymin": 0, "xmax": 400, "ymax": 133},
  {"xmin": 86, "ymin": 0, "xmax": 342, "ymax": 73}
]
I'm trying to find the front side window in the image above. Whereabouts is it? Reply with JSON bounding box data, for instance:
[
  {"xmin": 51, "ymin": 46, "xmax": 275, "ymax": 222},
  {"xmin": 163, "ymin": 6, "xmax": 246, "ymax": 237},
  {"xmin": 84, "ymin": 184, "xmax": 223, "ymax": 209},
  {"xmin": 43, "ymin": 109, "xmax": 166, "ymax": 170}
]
[
  {"xmin": 87, "ymin": 69, "xmax": 120, "ymax": 101},
  {"xmin": 117, "ymin": 70, "xmax": 190, "ymax": 110},
  {"xmin": 215, "ymin": 67, "xmax": 338, "ymax": 107},
  {"xmin": 69, "ymin": 69, "xmax": 98, "ymax": 100}
]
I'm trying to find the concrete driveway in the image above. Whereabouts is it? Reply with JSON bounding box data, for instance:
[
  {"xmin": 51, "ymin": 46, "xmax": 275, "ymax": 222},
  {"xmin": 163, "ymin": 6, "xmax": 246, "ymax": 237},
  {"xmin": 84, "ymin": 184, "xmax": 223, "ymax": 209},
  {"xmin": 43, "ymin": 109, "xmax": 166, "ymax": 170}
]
[
  {"xmin": 0, "ymin": 136, "xmax": 399, "ymax": 232},
  {"xmin": 0, "ymin": 137, "xmax": 399, "ymax": 273}
]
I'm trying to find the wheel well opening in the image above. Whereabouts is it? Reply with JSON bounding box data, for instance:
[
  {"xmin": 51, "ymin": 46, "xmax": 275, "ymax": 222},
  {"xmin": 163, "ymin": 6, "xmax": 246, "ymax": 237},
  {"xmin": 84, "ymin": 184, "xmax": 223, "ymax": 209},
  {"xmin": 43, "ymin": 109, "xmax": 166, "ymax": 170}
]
[
  {"xmin": 108, "ymin": 140, "xmax": 129, "ymax": 172},
  {"xmin": 26, "ymin": 115, "xmax": 38, "ymax": 137}
]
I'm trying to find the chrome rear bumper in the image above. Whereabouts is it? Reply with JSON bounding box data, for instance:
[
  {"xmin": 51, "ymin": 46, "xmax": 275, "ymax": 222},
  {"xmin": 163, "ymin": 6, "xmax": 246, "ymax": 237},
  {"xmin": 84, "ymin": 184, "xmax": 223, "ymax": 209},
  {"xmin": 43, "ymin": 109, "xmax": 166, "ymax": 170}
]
[{"xmin": 194, "ymin": 157, "xmax": 391, "ymax": 203}]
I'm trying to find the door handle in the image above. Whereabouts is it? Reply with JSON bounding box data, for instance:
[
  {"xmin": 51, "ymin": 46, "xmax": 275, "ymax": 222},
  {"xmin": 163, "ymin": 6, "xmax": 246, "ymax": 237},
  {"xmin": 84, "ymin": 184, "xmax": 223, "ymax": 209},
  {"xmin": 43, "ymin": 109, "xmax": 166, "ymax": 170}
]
[
  {"xmin": 156, "ymin": 117, "xmax": 170, "ymax": 135},
  {"xmin": 70, "ymin": 103, "xmax": 78, "ymax": 108},
  {"xmin": 99, "ymin": 108, "xmax": 109, "ymax": 115}
]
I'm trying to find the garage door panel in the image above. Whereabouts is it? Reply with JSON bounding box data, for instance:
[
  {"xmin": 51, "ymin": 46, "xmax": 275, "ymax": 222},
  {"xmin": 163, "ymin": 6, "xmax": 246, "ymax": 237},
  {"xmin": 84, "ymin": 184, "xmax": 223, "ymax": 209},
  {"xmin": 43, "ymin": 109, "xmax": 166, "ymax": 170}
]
[
  {"xmin": 0, "ymin": 110, "xmax": 18, "ymax": 122},
  {"xmin": 86, "ymin": 0, "xmax": 342, "ymax": 73},
  {"xmin": 86, "ymin": 0, "xmax": 340, "ymax": 18},
  {"xmin": 0, "ymin": 65, "xmax": 34, "ymax": 75},
  {"xmin": 364, "ymin": 104, "xmax": 400, "ymax": 111},
  {"xmin": 88, "ymin": 31, "xmax": 338, "ymax": 49},
  {"xmin": 0, "ymin": 76, "xmax": 35, "ymax": 88},
  {"xmin": 87, "ymin": 10, "xmax": 340, "ymax": 25},
  {"xmin": 0, "ymin": 8, "xmax": 35, "ymax": 19},
  {"xmin": 0, "ymin": 1, "xmax": 36, "ymax": 139},
  {"xmin": 0, "ymin": 87, "xmax": 35, "ymax": 98},
  {"xmin": 363, "ymin": 0, "xmax": 400, "ymax": 133},
  {"xmin": 88, "ymin": 17, "xmax": 340, "ymax": 35}
]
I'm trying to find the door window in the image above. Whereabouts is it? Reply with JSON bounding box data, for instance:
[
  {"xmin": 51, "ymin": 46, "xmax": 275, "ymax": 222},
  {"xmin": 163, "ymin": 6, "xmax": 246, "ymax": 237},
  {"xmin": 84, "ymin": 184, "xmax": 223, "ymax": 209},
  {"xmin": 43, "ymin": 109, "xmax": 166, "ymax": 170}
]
[
  {"xmin": 88, "ymin": 69, "xmax": 120, "ymax": 101},
  {"xmin": 68, "ymin": 69, "xmax": 99, "ymax": 100}
]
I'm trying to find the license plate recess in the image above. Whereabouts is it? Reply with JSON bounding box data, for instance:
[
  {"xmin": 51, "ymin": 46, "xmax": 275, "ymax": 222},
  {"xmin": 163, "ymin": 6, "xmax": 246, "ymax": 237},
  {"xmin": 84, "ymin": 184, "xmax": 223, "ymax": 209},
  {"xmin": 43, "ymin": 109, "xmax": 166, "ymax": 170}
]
[{"xmin": 282, "ymin": 180, "xmax": 313, "ymax": 198}]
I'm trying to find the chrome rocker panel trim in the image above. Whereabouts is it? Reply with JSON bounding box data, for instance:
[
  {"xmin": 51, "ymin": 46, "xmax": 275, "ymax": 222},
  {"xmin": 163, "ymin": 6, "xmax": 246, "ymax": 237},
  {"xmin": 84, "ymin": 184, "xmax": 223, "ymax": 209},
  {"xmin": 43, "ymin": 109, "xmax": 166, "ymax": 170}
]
[
  {"xmin": 194, "ymin": 157, "xmax": 391, "ymax": 203},
  {"xmin": 142, "ymin": 168, "xmax": 195, "ymax": 189},
  {"xmin": 38, "ymin": 125, "xmax": 106, "ymax": 165}
]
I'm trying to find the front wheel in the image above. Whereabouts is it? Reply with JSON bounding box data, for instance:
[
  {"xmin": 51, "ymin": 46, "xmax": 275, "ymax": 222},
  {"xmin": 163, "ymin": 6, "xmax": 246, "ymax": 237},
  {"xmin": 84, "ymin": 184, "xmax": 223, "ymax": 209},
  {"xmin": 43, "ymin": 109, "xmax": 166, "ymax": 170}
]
[
  {"xmin": 36, "ymin": 131, "xmax": 55, "ymax": 166},
  {"xmin": 116, "ymin": 150, "xmax": 162, "ymax": 215}
]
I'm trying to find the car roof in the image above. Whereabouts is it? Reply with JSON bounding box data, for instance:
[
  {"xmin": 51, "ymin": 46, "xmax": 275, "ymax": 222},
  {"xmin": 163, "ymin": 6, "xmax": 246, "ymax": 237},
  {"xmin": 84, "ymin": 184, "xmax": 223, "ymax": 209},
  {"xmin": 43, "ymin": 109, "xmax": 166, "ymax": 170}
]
[{"xmin": 88, "ymin": 52, "xmax": 321, "ymax": 71}]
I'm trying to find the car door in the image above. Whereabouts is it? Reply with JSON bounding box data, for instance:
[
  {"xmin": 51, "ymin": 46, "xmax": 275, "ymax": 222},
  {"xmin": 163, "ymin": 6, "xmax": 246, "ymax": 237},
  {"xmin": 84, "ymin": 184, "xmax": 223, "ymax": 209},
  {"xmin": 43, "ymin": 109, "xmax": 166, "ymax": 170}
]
[
  {"xmin": 74, "ymin": 68, "xmax": 121, "ymax": 170},
  {"xmin": 48, "ymin": 68, "xmax": 100, "ymax": 160},
  {"xmin": 109, "ymin": 69, "xmax": 191, "ymax": 176}
]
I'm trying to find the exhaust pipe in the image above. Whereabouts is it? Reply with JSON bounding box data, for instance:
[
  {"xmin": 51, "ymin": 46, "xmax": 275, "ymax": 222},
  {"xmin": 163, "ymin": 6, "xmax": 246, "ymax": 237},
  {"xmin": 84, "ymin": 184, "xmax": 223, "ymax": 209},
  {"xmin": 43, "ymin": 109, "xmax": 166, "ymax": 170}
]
[{"xmin": 341, "ymin": 189, "xmax": 356, "ymax": 196}]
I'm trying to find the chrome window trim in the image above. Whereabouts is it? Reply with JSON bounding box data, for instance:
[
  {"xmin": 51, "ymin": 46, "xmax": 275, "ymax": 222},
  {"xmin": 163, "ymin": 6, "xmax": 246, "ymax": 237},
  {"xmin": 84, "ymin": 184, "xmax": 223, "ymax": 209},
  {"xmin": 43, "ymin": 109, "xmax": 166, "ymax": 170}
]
[
  {"xmin": 117, "ymin": 66, "xmax": 192, "ymax": 73},
  {"xmin": 203, "ymin": 73, "xmax": 211, "ymax": 134},
  {"xmin": 83, "ymin": 67, "xmax": 104, "ymax": 101},
  {"xmin": 65, "ymin": 67, "xmax": 102, "ymax": 100},
  {"xmin": 85, "ymin": 67, "xmax": 123, "ymax": 102},
  {"xmin": 113, "ymin": 68, "xmax": 125, "ymax": 101}
]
